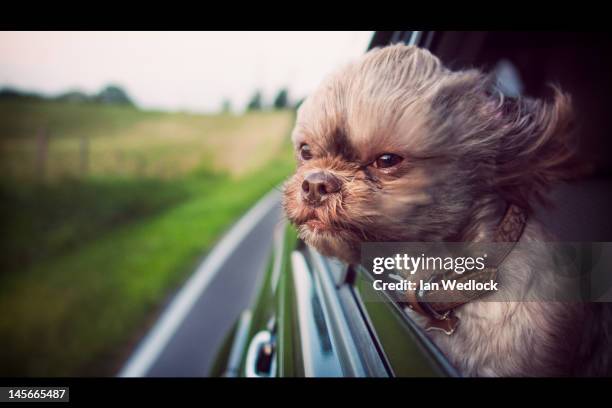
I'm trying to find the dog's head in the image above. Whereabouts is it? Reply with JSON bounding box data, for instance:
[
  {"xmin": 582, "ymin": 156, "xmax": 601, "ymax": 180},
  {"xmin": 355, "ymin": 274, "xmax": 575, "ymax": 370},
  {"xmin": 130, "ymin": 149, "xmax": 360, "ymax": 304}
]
[{"xmin": 283, "ymin": 44, "xmax": 577, "ymax": 264}]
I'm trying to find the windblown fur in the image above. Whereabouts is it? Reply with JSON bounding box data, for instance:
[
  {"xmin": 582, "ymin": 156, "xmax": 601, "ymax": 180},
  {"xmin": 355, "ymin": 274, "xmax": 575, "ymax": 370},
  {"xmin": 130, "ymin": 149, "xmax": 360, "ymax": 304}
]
[{"xmin": 282, "ymin": 44, "xmax": 612, "ymax": 376}]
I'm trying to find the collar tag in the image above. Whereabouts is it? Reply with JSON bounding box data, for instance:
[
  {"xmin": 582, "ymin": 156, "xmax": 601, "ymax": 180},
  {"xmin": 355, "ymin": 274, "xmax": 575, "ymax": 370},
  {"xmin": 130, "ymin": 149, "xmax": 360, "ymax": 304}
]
[{"xmin": 425, "ymin": 312, "xmax": 460, "ymax": 336}]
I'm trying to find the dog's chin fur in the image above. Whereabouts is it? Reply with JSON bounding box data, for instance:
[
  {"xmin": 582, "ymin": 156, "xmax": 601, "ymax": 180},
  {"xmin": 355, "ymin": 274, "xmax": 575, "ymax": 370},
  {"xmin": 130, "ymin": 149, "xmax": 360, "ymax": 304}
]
[
  {"xmin": 282, "ymin": 44, "xmax": 611, "ymax": 376},
  {"xmin": 297, "ymin": 225, "xmax": 358, "ymax": 263}
]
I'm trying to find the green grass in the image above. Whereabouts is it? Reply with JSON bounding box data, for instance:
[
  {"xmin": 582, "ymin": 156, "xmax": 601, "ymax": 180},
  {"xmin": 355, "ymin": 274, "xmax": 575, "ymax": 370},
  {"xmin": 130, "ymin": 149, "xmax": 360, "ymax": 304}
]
[
  {"xmin": 0, "ymin": 177, "xmax": 191, "ymax": 273},
  {"xmin": 0, "ymin": 99, "xmax": 296, "ymax": 376}
]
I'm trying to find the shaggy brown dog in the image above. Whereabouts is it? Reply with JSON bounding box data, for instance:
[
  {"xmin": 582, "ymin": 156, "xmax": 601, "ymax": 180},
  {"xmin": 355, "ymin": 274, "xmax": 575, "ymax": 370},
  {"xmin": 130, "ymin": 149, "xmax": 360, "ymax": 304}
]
[{"xmin": 283, "ymin": 44, "xmax": 612, "ymax": 376}]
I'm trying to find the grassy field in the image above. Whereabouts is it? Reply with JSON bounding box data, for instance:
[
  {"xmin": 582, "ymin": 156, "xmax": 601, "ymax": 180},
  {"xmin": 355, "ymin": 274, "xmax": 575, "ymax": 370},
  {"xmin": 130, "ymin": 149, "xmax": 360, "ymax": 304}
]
[
  {"xmin": 0, "ymin": 99, "xmax": 295, "ymax": 376},
  {"xmin": 0, "ymin": 99, "xmax": 292, "ymax": 180}
]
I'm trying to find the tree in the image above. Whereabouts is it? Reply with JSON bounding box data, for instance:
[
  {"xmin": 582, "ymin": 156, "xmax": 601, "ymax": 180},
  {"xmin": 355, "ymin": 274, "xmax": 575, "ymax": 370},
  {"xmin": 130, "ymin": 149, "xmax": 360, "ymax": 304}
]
[
  {"xmin": 273, "ymin": 88, "xmax": 289, "ymax": 109},
  {"xmin": 0, "ymin": 86, "xmax": 45, "ymax": 101},
  {"xmin": 246, "ymin": 90, "xmax": 263, "ymax": 111},
  {"xmin": 221, "ymin": 99, "xmax": 232, "ymax": 113},
  {"xmin": 95, "ymin": 84, "xmax": 134, "ymax": 106},
  {"xmin": 293, "ymin": 97, "xmax": 306, "ymax": 111},
  {"xmin": 56, "ymin": 90, "xmax": 90, "ymax": 103}
]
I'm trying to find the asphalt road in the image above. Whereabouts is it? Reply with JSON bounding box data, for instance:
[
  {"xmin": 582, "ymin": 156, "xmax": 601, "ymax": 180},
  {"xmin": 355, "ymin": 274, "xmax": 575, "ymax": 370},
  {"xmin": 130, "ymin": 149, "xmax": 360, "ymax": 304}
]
[{"xmin": 119, "ymin": 190, "xmax": 283, "ymax": 377}]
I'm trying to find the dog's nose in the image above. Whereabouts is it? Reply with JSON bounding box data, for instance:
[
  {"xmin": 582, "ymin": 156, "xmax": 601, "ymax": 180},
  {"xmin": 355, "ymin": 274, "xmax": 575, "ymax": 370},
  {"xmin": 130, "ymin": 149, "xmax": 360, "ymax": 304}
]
[{"xmin": 301, "ymin": 171, "xmax": 341, "ymax": 204}]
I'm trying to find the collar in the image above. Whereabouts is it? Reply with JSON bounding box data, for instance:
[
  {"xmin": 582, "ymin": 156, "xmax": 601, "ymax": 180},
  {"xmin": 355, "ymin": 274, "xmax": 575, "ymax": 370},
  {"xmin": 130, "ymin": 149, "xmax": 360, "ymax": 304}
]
[{"xmin": 403, "ymin": 203, "xmax": 527, "ymax": 335}]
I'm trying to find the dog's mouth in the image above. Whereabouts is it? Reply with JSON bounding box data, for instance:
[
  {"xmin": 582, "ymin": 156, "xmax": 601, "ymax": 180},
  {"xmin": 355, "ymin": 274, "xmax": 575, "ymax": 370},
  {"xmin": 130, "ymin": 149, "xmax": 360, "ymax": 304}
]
[
  {"xmin": 298, "ymin": 212, "xmax": 336, "ymax": 232},
  {"xmin": 292, "ymin": 207, "xmax": 342, "ymax": 234},
  {"xmin": 304, "ymin": 218, "xmax": 336, "ymax": 232}
]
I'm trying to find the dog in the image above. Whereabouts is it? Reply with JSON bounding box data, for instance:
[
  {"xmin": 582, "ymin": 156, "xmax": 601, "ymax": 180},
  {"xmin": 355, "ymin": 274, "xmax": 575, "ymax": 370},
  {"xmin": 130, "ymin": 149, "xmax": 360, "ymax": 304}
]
[{"xmin": 282, "ymin": 44, "xmax": 612, "ymax": 377}]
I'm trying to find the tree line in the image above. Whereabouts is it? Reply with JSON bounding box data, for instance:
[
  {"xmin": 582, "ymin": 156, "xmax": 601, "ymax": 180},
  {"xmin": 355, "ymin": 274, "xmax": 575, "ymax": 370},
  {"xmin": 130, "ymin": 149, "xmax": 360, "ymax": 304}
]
[
  {"xmin": 0, "ymin": 84, "xmax": 135, "ymax": 106},
  {"xmin": 223, "ymin": 88, "xmax": 303, "ymax": 113},
  {"xmin": 1, "ymin": 84, "xmax": 304, "ymax": 113}
]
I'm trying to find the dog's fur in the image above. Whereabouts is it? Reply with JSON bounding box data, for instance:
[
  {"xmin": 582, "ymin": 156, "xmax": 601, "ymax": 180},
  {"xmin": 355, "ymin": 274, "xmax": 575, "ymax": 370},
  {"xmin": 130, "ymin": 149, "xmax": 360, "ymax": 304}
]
[{"xmin": 282, "ymin": 44, "xmax": 612, "ymax": 376}]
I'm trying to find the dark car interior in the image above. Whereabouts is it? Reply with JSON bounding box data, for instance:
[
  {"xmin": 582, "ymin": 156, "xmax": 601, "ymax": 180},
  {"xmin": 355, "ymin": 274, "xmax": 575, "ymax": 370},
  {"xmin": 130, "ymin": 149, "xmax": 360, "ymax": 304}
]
[{"xmin": 370, "ymin": 31, "xmax": 612, "ymax": 242}]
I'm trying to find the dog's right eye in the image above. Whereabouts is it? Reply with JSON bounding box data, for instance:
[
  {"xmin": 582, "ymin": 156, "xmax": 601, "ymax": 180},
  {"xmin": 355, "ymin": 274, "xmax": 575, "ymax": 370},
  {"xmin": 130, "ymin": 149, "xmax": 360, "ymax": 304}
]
[
  {"xmin": 373, "ymin": 153, "xmax": 403, "ymax": 169},
  {"xmin": 300, "ymin": 144, "xmax": 313, "ymax": 160}
]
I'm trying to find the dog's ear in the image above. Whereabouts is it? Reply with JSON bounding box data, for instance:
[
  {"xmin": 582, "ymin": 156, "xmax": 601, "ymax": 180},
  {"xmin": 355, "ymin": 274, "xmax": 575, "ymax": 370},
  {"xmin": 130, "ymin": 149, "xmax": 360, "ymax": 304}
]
[
  {"xmin": 431, "ymin": 72, "xmax": 582, "ymax": 210},
  {"xmin": 490, "ymin": 83, "xmax": 583, "ymax": 210}
]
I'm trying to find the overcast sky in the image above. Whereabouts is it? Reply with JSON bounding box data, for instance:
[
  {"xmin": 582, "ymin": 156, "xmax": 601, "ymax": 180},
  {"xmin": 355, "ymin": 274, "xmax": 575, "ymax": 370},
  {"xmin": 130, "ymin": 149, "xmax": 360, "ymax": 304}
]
[{"xmin": 0, "ymin": 31, "xmax": 373, "ymax": 113}]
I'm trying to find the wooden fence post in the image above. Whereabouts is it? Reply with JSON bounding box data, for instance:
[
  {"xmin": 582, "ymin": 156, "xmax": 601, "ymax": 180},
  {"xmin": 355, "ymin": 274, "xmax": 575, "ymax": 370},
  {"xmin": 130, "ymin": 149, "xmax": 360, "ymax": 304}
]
[
  {"xmin": 80, "ymin": 136, "xmax": 89, "ymax": 176},
  {"xmin": 36, "ymin": 126, "xmax": 48, "ymax": 182}
]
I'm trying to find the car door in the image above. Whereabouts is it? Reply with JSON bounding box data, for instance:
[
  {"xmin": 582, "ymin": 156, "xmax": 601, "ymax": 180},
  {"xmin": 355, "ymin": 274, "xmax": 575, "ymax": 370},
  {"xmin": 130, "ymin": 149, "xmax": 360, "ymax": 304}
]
[{"xmin": 220, "ymin": 219, "xmax": 458, "ymax": 377}]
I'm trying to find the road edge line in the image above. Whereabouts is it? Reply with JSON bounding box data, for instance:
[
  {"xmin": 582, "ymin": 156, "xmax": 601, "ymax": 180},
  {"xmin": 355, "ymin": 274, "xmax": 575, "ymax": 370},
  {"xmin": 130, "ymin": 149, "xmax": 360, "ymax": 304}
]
[{"xmin": 118, "ymin": 188, "xmax": 281, "ymax": 377}]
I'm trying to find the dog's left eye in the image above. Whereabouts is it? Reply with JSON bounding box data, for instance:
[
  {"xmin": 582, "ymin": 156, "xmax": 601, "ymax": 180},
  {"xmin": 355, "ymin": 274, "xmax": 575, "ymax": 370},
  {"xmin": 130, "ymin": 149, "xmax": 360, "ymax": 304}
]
[
  {"xmin": 300, "ymin": 144, "xmax": 313, "ymax": 160},
  {"xmin": 373, "ymin": 153, "xmax": 403, "ymax": 168}
]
